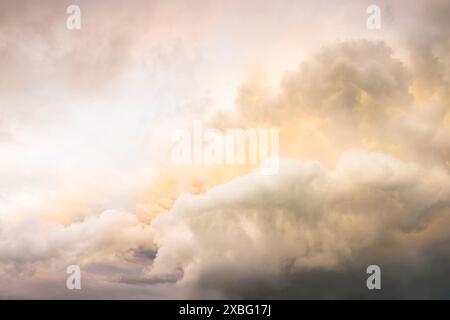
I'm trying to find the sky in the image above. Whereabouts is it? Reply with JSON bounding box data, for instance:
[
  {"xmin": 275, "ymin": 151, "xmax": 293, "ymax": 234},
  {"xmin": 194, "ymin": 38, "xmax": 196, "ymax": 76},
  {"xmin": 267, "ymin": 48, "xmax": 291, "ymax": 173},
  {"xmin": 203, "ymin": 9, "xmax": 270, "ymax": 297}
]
[{"xmin": 0, "ymin": 0, "xmax": 449, "ymax": 299}]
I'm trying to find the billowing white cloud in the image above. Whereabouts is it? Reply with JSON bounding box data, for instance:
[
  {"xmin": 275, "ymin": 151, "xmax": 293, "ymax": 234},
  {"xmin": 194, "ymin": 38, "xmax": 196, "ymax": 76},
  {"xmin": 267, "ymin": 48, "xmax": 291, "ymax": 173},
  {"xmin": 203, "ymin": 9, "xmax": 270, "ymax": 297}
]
[
  {"xmin": 148, "ymin": 150, "xmax": 450, "ymax": 297},
  {"xmin": 0, "ymin": 0, "xmax": 449, "ymax": 299}
]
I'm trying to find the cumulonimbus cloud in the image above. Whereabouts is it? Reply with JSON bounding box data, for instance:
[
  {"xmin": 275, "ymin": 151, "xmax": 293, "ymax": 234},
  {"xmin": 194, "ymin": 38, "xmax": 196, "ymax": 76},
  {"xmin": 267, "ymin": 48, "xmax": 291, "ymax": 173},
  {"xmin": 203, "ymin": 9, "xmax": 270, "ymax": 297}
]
[
  {"xmin": 147, "ymin": 35, "xmax": 450, "ymax": 298},
  {"xmin": 0, "ymin": 0, "xmax": 449, "ymax": 299},
  {"xmin": 148, "ymin": 150, "xmax": 450, "ymax": 298}
]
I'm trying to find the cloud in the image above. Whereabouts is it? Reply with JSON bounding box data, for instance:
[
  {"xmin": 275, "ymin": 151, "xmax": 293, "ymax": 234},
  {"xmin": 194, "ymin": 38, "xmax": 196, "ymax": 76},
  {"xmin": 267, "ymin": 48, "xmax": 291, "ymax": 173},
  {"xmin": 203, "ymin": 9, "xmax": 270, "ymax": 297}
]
[
  {"xmin": 235, "ymin": 40, "xmax": 411, "ymax": 125},
  {"xmin": 148, "ymin": 150, "xmax": 450, "ymax": 298},
  {"xmin": 211, "ymin": 38, "xmax": 449, "ymax": 167},
  {"xmin": 0, "ymin": 0, "xmax": 449, "ymax": 299},
  {"xmin": 0, "ymin": 209, "xmax": 158, "ymax": 296},
  {"xmin": 392, "ymin": 0, "xmax": 450, "ymax": 99},
  {"xmin": 145, "ymin": 32, "xmax": 450, "ymax": 298}
]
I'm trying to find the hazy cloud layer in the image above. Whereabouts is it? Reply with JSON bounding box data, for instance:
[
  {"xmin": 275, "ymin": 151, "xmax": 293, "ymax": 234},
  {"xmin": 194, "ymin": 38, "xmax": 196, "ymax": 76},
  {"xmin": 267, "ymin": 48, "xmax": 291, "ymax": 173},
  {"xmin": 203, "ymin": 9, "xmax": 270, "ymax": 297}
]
[{"xmin": 0, "ymin": 0, "xmax": 449, "ymax": 298}]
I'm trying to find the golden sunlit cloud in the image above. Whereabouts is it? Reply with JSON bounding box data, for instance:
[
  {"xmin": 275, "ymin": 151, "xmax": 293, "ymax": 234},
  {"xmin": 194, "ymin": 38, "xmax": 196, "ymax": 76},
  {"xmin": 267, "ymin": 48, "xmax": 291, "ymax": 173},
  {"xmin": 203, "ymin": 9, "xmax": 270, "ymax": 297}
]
[{"xmin": 0, "ymin": 0, "xmax": 449, "ymax": 298}]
